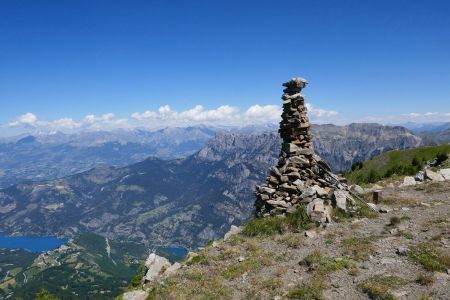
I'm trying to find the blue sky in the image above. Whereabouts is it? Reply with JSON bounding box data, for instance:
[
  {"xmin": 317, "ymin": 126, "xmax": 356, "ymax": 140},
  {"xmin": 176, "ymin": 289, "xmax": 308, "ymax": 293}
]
[{"xmin": 1, "ymin": 0, "xmax": 449, "ymax": 134}]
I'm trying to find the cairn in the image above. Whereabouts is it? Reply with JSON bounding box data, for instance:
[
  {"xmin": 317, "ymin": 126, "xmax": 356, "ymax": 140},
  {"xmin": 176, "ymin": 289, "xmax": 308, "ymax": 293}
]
[{"xmin": 255, "ymin": 77, "xmax": 352, "ymax": 223}]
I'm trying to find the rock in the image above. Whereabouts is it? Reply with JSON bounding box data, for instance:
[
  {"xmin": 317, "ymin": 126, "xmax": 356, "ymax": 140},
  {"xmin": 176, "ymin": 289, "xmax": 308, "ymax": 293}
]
[
  {"xmin": 224, "ymin": 225, "xmax": 243, "ymax": 241},
  {"xmin": 144, "ymin": 253, "xmax": 171, "ymax": 282},
  {"xmin": 415, "ymin": 170, "xmax": 425, "ymax": 182},
  {"xmin": 439, "ymin": 168, "xmax": 450, "ymax": 180},
  {"xmin": 293, "ymin": 179, "xmax": 304, "ymax": 188},
  {"xmin": 304, "ymin": 230, "xmax": 317, "ymax": 238},
  {"xmin": 259, "ymin": 186, "xmax": 276, "ymax": 194},
  {"xmin": 425, "ymin": 169, "xmax": 445, "ymax": 182},
  {"xmin": 397, "ymin": 247, "xmax": 408, "ymax": 255},
  {"xmin": 420, "ymin": 202, "xmax": 431, "ymax": 208},
  {"xmin": 238, "ymin": 256, "xmax": 245, "ymax": 263},
  {"xmin": 123, "ymin": 290, "xmax": 149, "ymax": 300},
  {"xmin": 300, "ymin": 187, "xmax": 316, "ymax": 199},
  {"xmin": 399, "ymin": 176, "xmax": 416, "ymax": 187},
  {"xmin": 349, "ymin": 184, "xmax": 364, "ymax": 195},
  {"xmin": 311, "ymin": 185, "xmax": 327, "ymax": 197},
  {"xmin": 164, "ymin": 262, "xmax": 181, "ymax": 276},
  {"xmin": 367, "ymin": 203, "xmax": 378, "ymax": 211},
  {"xmin": 267, "ymin": 200, "xmax": 291, "ymax": 208},
  {"xmin": 379, "ymin": 205, "xmax": 392, "ymax": 213},
  {"xmin": 333, "ymin": 190, "xmax": 347, "ymax": 211}
]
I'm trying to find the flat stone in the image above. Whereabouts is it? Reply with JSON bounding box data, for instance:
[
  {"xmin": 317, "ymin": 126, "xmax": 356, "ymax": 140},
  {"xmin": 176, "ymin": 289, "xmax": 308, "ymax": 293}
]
[
  {"xmin": 399, "ymin": 176, "xmax": 416, "ymax": 187},
  {"xmin": 311, "ymin": 185, "xmax": 327, "ymax": 197},
  {"xmin": 439, "ymin": 168, "xmax": 450, "ymax": 180},
  {"xmin": 123, "ymin": 290, "xmax": 149, "ymax": 300},
  {"xmin": 300, "ymin": 187, "xmax": 316, "ymax": 199},
  {"xmin": 280, "ymin": 183, "xmax": 298, "ymax": 193},
  {"xmin": 258, "ymin": 186, "xmax": 276, "ymax": 194},
  {"xmin": 304, "ymin": 230, "xmax": 317, "ymax": 238},
  {"xmin": 267, "ymin": 200, "xmax": 291, "ymax": 208},
  {"xmin": 425, "ymin": 169, "xmax": 445, "ymax": 182},
  {"xmin": 333, "ymin": 190, "xmax": 347, "ymax": 211},
  {"xmin": 379, "ymin": 205, "xmax": 392, "ymax": 213},
  {"xmin": 289, "ymin": 156, "xmax": 310, "ymax": 166}
]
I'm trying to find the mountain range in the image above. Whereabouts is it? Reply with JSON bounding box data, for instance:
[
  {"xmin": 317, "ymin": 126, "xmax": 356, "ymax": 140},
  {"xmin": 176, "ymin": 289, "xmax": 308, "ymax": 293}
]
[
  {"xmin": 0, "ymin": 123, "xmax": 431, "ymax": 188},
  {"xmin": 0, "ymin": 123, "xmax": 423, "ymax": 248}
]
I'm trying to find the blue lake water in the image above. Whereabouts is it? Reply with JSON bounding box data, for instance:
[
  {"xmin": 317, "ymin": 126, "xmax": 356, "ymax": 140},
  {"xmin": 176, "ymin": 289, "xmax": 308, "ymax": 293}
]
[
  {"xmin": 166, "ymin": 246, "xmax": 188, "ymax": 257},
  {"xmin": 0, "ymin": 233, "xmax": 68, "ymax": 252}
]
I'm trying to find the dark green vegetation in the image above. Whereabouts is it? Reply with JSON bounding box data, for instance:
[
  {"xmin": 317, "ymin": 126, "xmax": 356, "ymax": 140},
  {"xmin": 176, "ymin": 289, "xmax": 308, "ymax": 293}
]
[
  {"xmin": 344, "ymin": 144, "xmax": 450, "ymax": 184},
  {"xmin": 34, "ymin": 288, "xmax": 61, "ymax": 300},
  {"xmin": 5, "ymin": 233, "xmax": 148, "ymax": 300},
  {"xmin": 0, "ymin": 249, "xmax": 37, "ymax": 298},
  {"xmin": 242, "ymin": 206, "xmax": 310, "ymax": 237}
]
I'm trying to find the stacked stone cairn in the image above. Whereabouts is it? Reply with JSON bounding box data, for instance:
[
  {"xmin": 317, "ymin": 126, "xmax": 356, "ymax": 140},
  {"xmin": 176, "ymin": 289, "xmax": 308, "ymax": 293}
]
[{"xmin": 255, "ymin": 77, "xmax": 352, "ymax": 223}]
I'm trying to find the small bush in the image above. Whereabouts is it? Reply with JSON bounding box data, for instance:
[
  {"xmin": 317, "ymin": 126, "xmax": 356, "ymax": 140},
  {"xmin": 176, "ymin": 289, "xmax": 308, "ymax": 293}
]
[
  {"xmin": 435, "ymin": 152, "xmax": 448, "ymax": 165},
  {"xmin": 287, "ymin": 276, "xmax": 327, "ymax": 300},
  {"xmin": 415, "ymin": 274, "xmax": 434, "ymax": 286},
  {"xmin": 341, "ymin": 236, "xmax": 375, "ymax": 261},
  {"xmin": 302, "ymin": 250, "xmax": 352, "ymax": 274},
  {"xmin": 389, "ymin": 216, "xmax": 401, "ymax": 226},
  {"xmin": 243, "ymin": 216, "xmax": 286, "ymax": 237}
]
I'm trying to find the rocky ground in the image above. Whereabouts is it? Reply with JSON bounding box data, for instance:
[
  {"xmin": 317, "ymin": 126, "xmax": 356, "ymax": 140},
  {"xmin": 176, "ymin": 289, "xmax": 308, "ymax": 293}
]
[{"xmin": 125, "ymin": 179, "xmax": 450, "ymax": 300}]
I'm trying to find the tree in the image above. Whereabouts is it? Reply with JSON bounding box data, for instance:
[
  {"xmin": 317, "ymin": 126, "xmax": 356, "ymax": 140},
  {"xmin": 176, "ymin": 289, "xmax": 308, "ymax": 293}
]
[{"xmin": 34, "ymin": 288, "xmax": 60, "ymax": 300}]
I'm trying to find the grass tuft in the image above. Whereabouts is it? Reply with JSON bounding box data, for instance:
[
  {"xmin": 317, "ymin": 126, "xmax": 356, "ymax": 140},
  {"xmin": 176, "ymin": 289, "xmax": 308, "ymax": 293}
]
[
  {"xmin": 287, "ymin": 276, "xmax": 327, "ymax": 300},
  {"xmin": 243, "ymin": 206, "xmax": 310, "ymax": 237},
  {"xmin": 359, "ymin": 275, "xmax": 409, "ymax": 300}
]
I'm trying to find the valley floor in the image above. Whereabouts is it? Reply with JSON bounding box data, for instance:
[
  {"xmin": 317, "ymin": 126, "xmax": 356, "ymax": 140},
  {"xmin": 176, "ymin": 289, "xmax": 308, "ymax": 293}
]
[{"xmin": 142, "ymin": 180, "xmax": 450, "ymax": 300}]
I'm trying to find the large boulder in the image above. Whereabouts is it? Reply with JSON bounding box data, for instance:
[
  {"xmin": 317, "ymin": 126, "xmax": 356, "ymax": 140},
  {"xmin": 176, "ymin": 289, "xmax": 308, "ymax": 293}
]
[
  {"xmin": 425, "ymin": 169, "xmax": 445, "ymax": 182},
  {"xmin": 144, "ymin": 253, "xmax": 171, "ymax": 282}
]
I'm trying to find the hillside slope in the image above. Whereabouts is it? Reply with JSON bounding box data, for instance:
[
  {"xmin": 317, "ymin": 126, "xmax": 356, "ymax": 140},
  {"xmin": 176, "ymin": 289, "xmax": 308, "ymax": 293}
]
[{"xmin": 136, "ymin": 180, "xmax": 450, "ymax": 300}]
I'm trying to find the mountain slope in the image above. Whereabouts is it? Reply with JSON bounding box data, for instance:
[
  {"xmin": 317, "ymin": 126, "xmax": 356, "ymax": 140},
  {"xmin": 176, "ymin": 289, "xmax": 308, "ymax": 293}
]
[
  {"xmin": 0, "ymin": 132, "xmax": 278, "ymax": 248},
  {"xmin": 0, "ymin": 127, "xmax": 216, "ymax": 188},
  {"xmin": 312, "ymin": 123, "xmax": 422, "ymax": 171}
]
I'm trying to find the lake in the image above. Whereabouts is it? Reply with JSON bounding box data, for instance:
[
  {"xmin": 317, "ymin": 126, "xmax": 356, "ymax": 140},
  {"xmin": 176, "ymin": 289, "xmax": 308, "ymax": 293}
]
[{"xmin": 0, "ymin": 233, "xmax": 68, "ymax": 252}]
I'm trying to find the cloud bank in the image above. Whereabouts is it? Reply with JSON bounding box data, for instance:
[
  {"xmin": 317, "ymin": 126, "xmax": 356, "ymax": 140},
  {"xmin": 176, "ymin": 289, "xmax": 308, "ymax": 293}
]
[{"xmin": 1, "ymin": 103, "xmax": 340, "ymax": 136}]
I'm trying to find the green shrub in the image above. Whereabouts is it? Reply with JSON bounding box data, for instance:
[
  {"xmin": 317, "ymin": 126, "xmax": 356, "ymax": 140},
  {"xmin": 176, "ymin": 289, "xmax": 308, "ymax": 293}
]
[
  {"xmin": 34, "ymin": 289, "xmax": 61, "ymax": 300},
  {"xmin": 243, "ymin": 206, "xmax": 310, "ymax": 237},
  {"xmin": 409, "ymin": 243, "xmax": 450, "ymax": 272}
]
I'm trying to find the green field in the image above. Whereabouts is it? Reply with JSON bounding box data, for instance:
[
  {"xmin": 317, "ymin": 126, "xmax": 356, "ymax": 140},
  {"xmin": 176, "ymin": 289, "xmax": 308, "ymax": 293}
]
[{"xmin": 344, "ymin": 144, "xmax": 450, "ymax": 185}]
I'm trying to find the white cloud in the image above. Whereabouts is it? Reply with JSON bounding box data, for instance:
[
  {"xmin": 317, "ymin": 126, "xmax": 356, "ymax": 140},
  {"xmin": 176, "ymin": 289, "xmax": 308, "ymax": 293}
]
[
  {"xmin": 3, "ymin": 102, "xmax": 339, "ymax": 135},
  {"xmin": 8, "ymin": 112, "xmax": 39, "ymax": 126}
]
